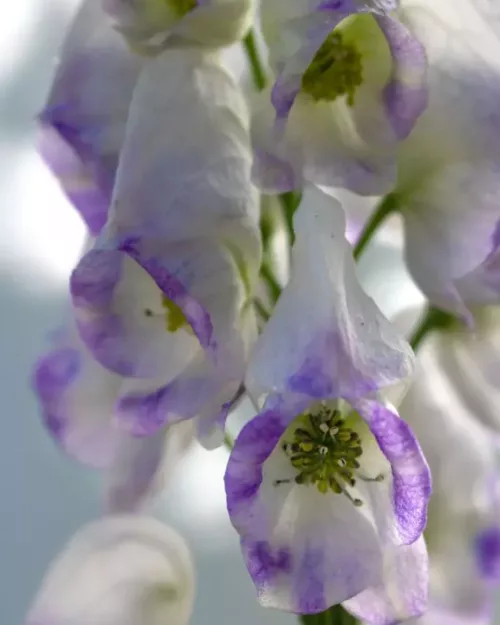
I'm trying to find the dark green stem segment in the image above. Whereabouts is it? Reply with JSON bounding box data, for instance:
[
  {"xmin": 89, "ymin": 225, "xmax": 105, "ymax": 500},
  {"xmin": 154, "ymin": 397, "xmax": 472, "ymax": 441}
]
[
  {"xmin": 243, "ymin": 29, "xmax": 267, "ymax": 91},
  {"xmin": 281, "ymin": 191, "xmax": 302, "ymax": 246},
  {"xmin": 353, "ymin": 193, "xmax": 399, "ymax": 260},
  {"xmin": 409, "ymin": 305, "xmax": 456, "ymax": 350},
  {"xmin": 300, "ymin": 605, "xmax": 358, "ymax": 625}
]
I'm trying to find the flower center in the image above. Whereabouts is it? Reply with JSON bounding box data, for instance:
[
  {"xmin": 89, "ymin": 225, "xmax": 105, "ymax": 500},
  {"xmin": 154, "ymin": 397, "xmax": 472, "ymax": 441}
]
[
  {"xmin": 161, "ymin": 295, "xmax": 193, "ymax": 333},
  {"xmin": 275, "ymin": 406, "xmax": 383, "ymax": 506},
  {"xmin": 301, "ymin": 31, "xmax": 363, "ymax": 105},
  {"xmin": 165, "ymin": 0, "xmax": 197, "ymax": 17},
  {"xmin": 143, "ymin": 297, "xmax": 193, "ymax": 334}
]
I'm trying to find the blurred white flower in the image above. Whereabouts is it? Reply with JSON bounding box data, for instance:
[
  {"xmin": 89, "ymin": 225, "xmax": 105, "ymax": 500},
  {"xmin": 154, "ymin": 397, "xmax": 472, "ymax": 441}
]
[{"xmin": 25, "ymin": 516, "xmax": 195, "ymax": 625}]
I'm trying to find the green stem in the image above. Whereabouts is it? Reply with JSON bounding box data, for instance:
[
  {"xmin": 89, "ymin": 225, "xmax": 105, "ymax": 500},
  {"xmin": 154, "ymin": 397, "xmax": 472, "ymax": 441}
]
[
  {"xmin": 260, "ymin": 262, "xmax": 282, "ymax": 304},
  {"xmin": 300, "ymin": 606, "xmax": 357, "ymax": 625},
  {"xmin": 353, "ymin": 193, "xmax": 398, "ymax": 261},
  {"xmin": 243, "ymin": 29, "xmax": 267, "ymax": 91},
  {"xmin": 409, "ymin": 306, "xmax": 456, "ymax": 350},
  {"xmin": 281, "ymin": 191, "xmax": 302, "ymax": 246}
]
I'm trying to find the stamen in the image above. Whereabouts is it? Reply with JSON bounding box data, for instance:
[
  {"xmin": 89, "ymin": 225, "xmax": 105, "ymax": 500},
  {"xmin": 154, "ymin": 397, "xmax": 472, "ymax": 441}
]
[
  {"xmin": 277, "ymin": 406, "xmax": 384, "ymax": 505},
  {"xmin": 161, "ymin": 295, "xmax": 193, "ymax": 334},
  {"xmin": 301, "ymin": 31, "xmax": 363, "ymax": 105}
]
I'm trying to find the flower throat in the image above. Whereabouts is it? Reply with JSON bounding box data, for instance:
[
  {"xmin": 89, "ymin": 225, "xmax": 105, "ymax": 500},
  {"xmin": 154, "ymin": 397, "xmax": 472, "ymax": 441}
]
[
  {"xmin": 275, "ymin": 407, "xmax": 383, "ymax": 506},
  {"xmin": 301, "ymin": 31, "xmax": 363, "ymax": 105}
]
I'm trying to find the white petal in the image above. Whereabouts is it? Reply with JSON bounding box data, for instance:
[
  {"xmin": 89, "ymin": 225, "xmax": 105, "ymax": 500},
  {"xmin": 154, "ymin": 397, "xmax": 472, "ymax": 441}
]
[
  {"xmin": 246, "ymin": 185, "xmax": 413, "ymax": 402},
  {"xmin": 109, "ymin": 47, "xmax": 260, "ymax": 266},
  {"xmin": 105, "ymin": 421, "xmax": 195, "ymax": 513},
  {"xmin": 26, "ymin": 516, "xmax": 194, "ymax": 625}
]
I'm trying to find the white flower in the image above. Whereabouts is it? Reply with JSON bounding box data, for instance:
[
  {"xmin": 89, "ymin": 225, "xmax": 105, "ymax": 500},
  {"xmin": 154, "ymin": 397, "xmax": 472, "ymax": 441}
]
[
  {"xmin": 25, "ymin": 516, "xmax": 194, "ymax": 625},
  {"xmin": 251, "ymin": 0, "xmax": 428, "ymax": 196},
  {"xmin": 225, "ymin": 187, "xmax": 430, "ymax": 621},
  {"xmin": 398, "ymin": 329, "xmax": 500, "ymax": 625},
  {"xmin": 70, "ymin": 49, "xmax": 260, "ymax": 448}
]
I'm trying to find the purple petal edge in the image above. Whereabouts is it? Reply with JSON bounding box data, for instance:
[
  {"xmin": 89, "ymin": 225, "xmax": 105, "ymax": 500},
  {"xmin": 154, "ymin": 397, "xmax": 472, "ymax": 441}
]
[
  {"xmin": 37, "ymin": 120, "xmax": 111, "ymax": 236},
  {"xmin": 70, "ymin": 240, "xmax": 215, "ymax": 377},
  {"xmin": 358, "ymin": 399, "xmax": 431, "ymax": 545},
  {"xmin": 376, "ymin": 15, "xmax": 428, "ymax": 140}
]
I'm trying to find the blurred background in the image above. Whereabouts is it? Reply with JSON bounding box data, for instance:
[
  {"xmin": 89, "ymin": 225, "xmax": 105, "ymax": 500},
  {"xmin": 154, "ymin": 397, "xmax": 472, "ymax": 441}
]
[{"xmin": 0, "ymin": 1, "xmax": 424, "ymax": 622}]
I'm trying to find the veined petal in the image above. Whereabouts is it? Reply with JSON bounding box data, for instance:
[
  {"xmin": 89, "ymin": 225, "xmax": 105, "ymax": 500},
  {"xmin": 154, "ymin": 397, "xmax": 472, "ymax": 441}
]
[
  {"xmin": 246, "ymin": 186, "xmax": 413, "ymax": 403},
  {"xmin": 39, "ymin": 0, "xmax": 141, "ymax": 235},
  {"xmin": 25, "ymin": 516, "xmax": 194, "ymax": 625},
  {"xmin": 344, "ymin": 536, "xmax": 428, "ymax": 624},
  {"xmin": 225, "ymin": 395, "xmax": 384, "ymax": 613}
]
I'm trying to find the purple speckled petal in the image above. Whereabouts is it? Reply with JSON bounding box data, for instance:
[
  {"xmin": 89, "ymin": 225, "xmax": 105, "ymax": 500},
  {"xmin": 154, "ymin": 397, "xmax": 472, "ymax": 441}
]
[
  {"xmin": 475, "ymin": 526, "xmax": 500, "ymax": 580},
  {"xmin": 376, "ymin": 14, "xmax": 428, "ymax": 139},
  {"xmin": 343, "ymin": 536, "xmax": 428, "ymax": 624},
  {"xmin": 40, "ymin": 0, "xmax": 141, "ymax": 234},
  {"xmin": 225, "ymin": 394, "xmax": 384, "ymax": 613},
  {"xmin": 355, "ymin": 399, "xmax": 431, "ymax": 545}
]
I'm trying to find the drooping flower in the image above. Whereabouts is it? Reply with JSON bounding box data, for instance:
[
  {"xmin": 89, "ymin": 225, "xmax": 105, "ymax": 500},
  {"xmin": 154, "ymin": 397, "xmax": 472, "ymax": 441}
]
[
  {"xmin": 102, "ymin": 0, "xmax": 254, "ymax": 53},
  {"xmin": 387, "ymin": 6, "xmax": 500, "ymax": 320},
  {"xmin": 25, "ymin": 516, "xmax": 194, "ymax": 625},
  {"xmin": 224, "ymin": 186, "xmax": 431, "ymax": 619},
  {"xmin": 71, "ymin": 48, "xmax": 260, "ymax": 447},
  {"xmin": 39, "ymin": 0, "xmax": 141, "ymax": 235},
  {"xmin": 33, "ymin": 303, "xmax": 195, "ymax": 512},
  {"xmin": 251, "ymin": 0, "xmax": 428, "ymax": 196},
  {"xmin": 396, "ymin": 331, "xmax": 500, "ymax": 625}
]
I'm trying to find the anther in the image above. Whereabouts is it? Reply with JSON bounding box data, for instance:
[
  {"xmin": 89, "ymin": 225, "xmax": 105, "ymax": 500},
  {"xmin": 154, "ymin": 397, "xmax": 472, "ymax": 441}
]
[
  {"xmin": 319, "ymin": 423, "xmax": 329, "ymax": 434},
  {"xmin": 319, "ymin": 446, "xmax": 329, "ymax": 456}
]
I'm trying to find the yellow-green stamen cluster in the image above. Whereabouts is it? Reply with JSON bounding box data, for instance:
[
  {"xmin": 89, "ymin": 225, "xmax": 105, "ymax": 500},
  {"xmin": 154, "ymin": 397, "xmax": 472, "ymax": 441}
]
[
  {"xmin": 165, "ymin": 0, "xmax": 197, "ymax": 18},
  {"xmin": 161, "ymin": 295, "xmax": 193, "ymax": 334},
  {"xmin": 301, "ymin": 31, "xmax": 363, "ymax": 105},
  {"xmin": 278, "ymin": 408, "xmax": 370, "ymax": 505}
]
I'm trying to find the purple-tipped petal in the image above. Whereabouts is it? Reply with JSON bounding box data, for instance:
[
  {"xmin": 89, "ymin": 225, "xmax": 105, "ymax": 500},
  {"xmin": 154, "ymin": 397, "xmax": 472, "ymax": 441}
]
[
  {"xmin": 71, "ymin": 241, "xmax": 213, "ymax": 378},
  {"xmin": 475, "ymin": 526, "xmax": 500, "ymax": 581},
  {"xmin": 225, "ymin": 395, "xmax": 385, "ymax": 613},
  {"xmin": 356, "ymin": 399, "xmax": 431, "ymax": 546},
  {"xmin": 343, "ymin": 536, "xmax": 428, "ymax": 624},
  {"xmin": 32, "ymin": 336, "xmax": 123, "ymax": 469},
  {"xmin": 376, "ymin": 14, "xmax": 428, "ymax": 139},
  {"xmin": 40, "ymin": 0, "xmax": 141, "ymax": 234}
]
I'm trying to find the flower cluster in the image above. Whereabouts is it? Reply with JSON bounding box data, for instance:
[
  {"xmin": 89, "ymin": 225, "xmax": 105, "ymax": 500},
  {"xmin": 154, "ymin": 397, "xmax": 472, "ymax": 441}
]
[{"xmin": 27, "ymin": 0, "xmax": 500, "ymax": 624}]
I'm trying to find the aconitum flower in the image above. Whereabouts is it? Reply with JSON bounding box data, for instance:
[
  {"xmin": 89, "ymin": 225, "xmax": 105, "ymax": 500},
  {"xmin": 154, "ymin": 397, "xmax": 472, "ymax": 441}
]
[
  {"xmin": 389, "ymin": 6, "xmax": 500, "ymax": 320},
  {"xmin": 398, "ymin": 333, "xmax": 500, "ymax": 625},
  {"xmin": 39, "ymin": 0, "xmax": 141, "ymax": 235},
  {"xmin": 252, "ymin": 0, "xmax": 427, "ymax": 196},
  {"xmin": 33, "ymin": 305, "xmax": 195, "ymax": 512},
  {"xmin": 103, "ymin": 0, "xmax": 254, "ymax": 53},
  {"xmin": 71, "ymin": 49, "xmax": 260, "ymax": 446},
  {"xmin": 25, "ymin": 516, "xmax": 194, "ymax": 625},
  {"xmin": 224, "ymin": 187, "xmax": 431, "ymax": 619}
]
